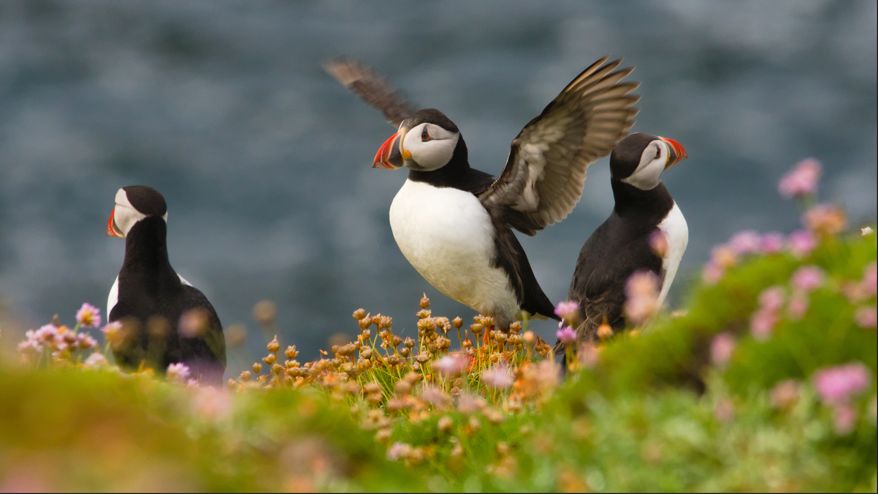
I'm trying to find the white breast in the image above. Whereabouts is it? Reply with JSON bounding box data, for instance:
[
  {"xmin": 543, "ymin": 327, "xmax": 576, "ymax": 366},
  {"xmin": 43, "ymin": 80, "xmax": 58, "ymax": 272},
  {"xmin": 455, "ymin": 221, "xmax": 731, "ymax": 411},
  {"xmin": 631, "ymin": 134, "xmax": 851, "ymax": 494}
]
[
  {"xmin": 388, "ymin": 179, "xmax": 521, "ymax": 321},
  {"xmin": 657, "ymin": 201, "xmax": 688, "ymax": 306}
]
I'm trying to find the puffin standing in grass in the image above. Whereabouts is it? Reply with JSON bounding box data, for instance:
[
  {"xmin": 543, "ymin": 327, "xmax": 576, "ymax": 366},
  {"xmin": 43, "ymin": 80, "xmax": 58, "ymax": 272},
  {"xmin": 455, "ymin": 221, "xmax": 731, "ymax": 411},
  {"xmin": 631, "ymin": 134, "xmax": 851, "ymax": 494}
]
[
  {"xmin": 568, "ymin": 132, "xmax": 689, "ymax": 340},
  {"xmin": 106, "ymin": 185, "xmax": 225, "ymax": 382},
  {"xmin": 326, "ymin": 57, "xmax": 639, "ymax": 328}
]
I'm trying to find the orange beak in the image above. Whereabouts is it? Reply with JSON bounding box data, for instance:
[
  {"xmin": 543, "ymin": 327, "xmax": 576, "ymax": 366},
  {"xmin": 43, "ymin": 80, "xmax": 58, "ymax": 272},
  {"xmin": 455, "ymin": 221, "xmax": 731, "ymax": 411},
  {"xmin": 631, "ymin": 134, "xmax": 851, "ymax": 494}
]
[
  {"xmin": 659, "ymin": 136, "xmax": 687, "ymax": 169},
  {"xmin": 372, "ymin": 131, "xmax": 403, "ymax": 170},
  {"xmin": 106, "ymin": 207, "xmax": 123, "ymax": 237}
]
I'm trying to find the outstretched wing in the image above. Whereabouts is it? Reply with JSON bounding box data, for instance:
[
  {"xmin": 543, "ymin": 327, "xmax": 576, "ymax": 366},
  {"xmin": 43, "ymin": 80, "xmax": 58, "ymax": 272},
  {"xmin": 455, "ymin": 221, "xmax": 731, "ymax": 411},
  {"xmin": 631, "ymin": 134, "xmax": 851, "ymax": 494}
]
[
  {"xmin": 479, "ymin": 57, "xmax": 639, "ymax": 235},
  {"xmin": 323, "ymin": 57, "xmax": 417, "ymax": 127}
]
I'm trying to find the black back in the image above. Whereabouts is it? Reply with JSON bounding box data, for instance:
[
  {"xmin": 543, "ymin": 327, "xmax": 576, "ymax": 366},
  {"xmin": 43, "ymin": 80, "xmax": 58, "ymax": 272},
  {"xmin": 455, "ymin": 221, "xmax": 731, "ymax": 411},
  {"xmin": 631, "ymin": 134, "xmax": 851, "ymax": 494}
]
[
  {"xmin": 568, "ymin": 179, "xmax": 674, "ymax": 339},
  {"xmin": 110, "ymin": 216, "xmax": 225, "ymax": 382}
]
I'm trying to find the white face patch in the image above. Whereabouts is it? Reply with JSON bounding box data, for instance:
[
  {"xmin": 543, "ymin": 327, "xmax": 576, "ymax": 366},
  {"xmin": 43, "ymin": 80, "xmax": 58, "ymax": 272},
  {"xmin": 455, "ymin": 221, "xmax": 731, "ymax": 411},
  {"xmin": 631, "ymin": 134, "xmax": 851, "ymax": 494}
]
[
  {"xmin": 112, "ymin": 188, "xmax": 167, "ymax": 237},
  {"xmin": 402, "ymin": 123, "xmax": 459, "ymax": 171},
  {"xmin": 622, "ymin": 140, "xmax": 670, "ymax": 190}
]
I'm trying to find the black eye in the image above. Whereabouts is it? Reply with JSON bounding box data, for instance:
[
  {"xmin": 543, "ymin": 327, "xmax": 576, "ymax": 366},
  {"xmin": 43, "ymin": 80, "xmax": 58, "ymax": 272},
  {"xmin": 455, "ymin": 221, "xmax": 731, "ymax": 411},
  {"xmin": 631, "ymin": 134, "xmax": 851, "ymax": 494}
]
[{"xmin": 421, "ymin": 126, "xmax": 432, "ymax": 142}]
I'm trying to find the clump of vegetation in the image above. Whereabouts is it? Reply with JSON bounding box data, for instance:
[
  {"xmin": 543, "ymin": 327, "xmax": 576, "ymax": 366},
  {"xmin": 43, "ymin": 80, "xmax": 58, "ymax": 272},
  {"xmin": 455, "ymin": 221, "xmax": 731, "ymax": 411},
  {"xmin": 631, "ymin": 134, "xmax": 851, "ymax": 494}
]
[{"xmin": 0, "ymin": 158, "xmax": 875, "ymax": 491}]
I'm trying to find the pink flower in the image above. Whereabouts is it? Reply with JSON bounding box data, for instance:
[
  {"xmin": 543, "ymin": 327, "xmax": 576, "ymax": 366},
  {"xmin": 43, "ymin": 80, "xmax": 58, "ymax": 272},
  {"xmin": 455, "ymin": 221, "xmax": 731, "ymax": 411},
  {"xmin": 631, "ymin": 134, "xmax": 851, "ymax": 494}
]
[
  {"xmin": 419, "ymin": 385, "xmax": 451, "ymax": 408},
  {"xmin": 166, "ymin": 362, "xmax": 191, "ymax": 383},
  {"xmin": 387, "ymin": 442, "xmax": 413, "ymax": 461},
  {"xmin": 714, "ymin": 398, "xmax": 735, "ymax": 423},
  {"xmin": 770, "ymin": 380, "xmax": 800, "ymax": 409},
  {"xmin": 83, "ymin": 352, "xmax": 108, "ymax": 368},
  {"xmin": 864, "ymin": 263, "xmax": 877, "ymax": 297},
  {"xmin": 813, "ymin": 363, "xmax": 872, "ymax": 405},
  {"xmin": 481, "ymin": 365, "xmax": 514, "ymax": 389},
  {"xmin": 710, "ymin": 245, "xmax": 738, "ymax": 269},
  {"xmin": 787, "ymin": 229, "xmax": 817, "ymax": 257},
  {"xmin": 649, "ymin": 230, "xmax": 669, "ymax": 257},
  {"xmin": 456, "ymin": 392, "xmax": 487, "ymax": 413},
  {"xmin": 624, "ymin": 271, "xmax": 661, "ymax": 325},
  {"xmin": 702, "ymin": 262, "xmax": 724, "ymax": 285},
  {"xmin": 791, "ymin": 265, "xmax": 825, "ymax": 292},
  {"xmin": 855, "ymin": 307, "xmax": 876, "ymax": 329},
  {"xmin": 802, "ymin": 204, "xmax": 847, "ymax": 236},
  {"xmin": 76, "ymin": 303, "xmax": 101, "ymax": 328},
  {"xmin": 556, "ymin": 325, "xmax": 577, "ymax": 345},
  {"xmin": 729, "ymin": 230, "xmax": 762, "ymax": 255},
  {"xmin": 553, "ymin": 300, "xmax": 580, "ymax": 323},
  {"xmin": 759, "ymin": 232, "xmax": 785, "ymax": 254},
  {"xmin": 432, "ymin": 353, "xmax": 468, "ymax": 377},
  {"xmin": 751, "ymin": 309, "xmax": 777, "ymax": 340},
  {"xmin": 758, "ymin": 286, "xmax": 786, "ymax": 312},
  {"xmin": 778, "ymin": 158, "xmax": 821, "ymax": 199},
  {"xmin": 577, "ymin": 342, "xmax": 601, "ymax": 369},
  {"xmin": 710, "ymin": 332, "xmax": 736, "ymax": 367},
  {"xmin": 787, "ymin": 291, "xmax": 809, "ymax": 320},
  {"xmin": 833, "ymin": 404, "xmax": 857, "ymax": 435}
]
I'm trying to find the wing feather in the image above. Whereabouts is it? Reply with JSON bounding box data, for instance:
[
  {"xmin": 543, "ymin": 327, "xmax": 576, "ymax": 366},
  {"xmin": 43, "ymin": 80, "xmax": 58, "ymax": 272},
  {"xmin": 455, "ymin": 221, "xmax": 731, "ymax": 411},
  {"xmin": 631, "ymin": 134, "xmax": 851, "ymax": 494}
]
[
  {"xmin": 479, "ymin": 57, "xmax": 639, "ymax": 235},
  {"xmin": 323, "ymin": 57, "xmax": 417, "ymax": 126}
]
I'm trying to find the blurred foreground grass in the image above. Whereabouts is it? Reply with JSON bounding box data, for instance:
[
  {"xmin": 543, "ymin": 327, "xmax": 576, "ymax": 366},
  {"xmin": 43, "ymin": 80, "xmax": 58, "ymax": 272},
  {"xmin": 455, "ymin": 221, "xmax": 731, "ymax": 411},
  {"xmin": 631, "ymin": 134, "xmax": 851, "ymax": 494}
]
[{"xmin": 1, "ymin": 228, "xmax": 875, "ymax": 492}]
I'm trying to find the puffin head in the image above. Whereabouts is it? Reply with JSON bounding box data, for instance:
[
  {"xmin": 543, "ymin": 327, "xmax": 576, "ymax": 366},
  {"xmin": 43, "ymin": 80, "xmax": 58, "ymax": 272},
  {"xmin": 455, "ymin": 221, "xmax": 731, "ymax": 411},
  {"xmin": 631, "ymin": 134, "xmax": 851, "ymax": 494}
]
[
  {"xmin": 610, "ymin": 132, "xmax": 688, "ymax": 190},
  {"xmin": 106, "ymin": 185, "xmax": 168, "ymax": 238},
  {"xmin": 373, "ymin": 109, "xmax": 462, "ymax": 172}
]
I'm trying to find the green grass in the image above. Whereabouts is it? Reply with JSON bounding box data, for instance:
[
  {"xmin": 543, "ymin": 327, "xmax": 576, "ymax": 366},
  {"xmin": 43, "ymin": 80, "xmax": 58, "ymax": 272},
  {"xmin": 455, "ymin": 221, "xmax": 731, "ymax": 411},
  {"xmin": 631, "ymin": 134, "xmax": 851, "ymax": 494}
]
[{"xmin": 0, "ymin": 232, "xmax": 875, "ymax": 492}]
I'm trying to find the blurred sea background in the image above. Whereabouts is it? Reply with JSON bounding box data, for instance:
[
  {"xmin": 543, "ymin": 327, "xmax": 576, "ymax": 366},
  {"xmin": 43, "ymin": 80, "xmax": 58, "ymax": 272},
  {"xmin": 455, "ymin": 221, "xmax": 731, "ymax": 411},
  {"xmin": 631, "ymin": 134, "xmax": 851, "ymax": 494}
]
[{"xmin": 1, "ymin": 1, "xmax": 875, "ymax": 371}]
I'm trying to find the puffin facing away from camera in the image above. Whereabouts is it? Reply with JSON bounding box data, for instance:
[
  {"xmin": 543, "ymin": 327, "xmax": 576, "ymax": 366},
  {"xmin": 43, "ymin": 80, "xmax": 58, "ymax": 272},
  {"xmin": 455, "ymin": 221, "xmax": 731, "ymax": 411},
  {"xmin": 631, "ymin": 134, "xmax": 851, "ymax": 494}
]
[
  {"xmin": 326, "ymin": 57, "xmax": 639, "ymax": 327},
  {"xmin": 106, "ymin": 185, "xmax": 225, "ymax": 382},
  {"xmin": 568, "ymin": 132, "xmax": 689, "ymax": 340}
]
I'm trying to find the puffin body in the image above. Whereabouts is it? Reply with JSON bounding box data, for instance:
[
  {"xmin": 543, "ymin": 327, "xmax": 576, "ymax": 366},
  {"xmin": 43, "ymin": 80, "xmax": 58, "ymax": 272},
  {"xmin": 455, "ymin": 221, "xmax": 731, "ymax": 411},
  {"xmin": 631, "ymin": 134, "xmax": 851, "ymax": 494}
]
[
  {"xmin": 106, "ymin": 186, "xmax": 226, "ymax": 382},
  {"xmin": 568, "ymin": 133, "xmax": 689, "ymax": 339},
  {"xmin": 327, "ymin": 57, "xmax": 639, "ymax": 327}
]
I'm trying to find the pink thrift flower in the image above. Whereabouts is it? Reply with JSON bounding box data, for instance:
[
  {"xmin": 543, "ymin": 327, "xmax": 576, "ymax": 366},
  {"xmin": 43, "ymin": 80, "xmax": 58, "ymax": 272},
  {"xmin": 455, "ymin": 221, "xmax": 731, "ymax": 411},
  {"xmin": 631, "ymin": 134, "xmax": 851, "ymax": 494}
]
[
  {"xmin": 751, "ymin": 309, "xmax": 777, "ymax": 340},
  {"xmin": 577, "ymin": 342, "xmax": 601, "ymax": 369},
  {"xmin": 714, "ymin": 398, "xmax": 735, "ymax": 423},
  {"xmin": 760, "ymin": 232, "xmax": 785, "ymax": 254},
  {"xmin": 166, "ymin": 362, "xmax": 191, "ymax": 383},
  {"xmin": 711, "ymin": 245, "xmax": 738, "ymax": 269},
  {"xmin": 649, "ymin": 230, "xmax": 669, "ymax": 257},
  {"xmin": 864, "ymin": 263, "xmax": 877, "ymax": 297},
  {"xmin": 553, "ymin": 300, "xmax": 580, "ymax": 323},
  {"xmin": 76, "ymin": 303, "xmax": 101, "ymax": 328},
  {"xmin": 787, "ymin": 291, "xmax": 809, "ymax": 320},
  {"xmin": 83, "ymin": 352, "xmax": 108, "ymax": 368},
  {"xmin": 387, "ymin": 442, "xmax": 413, "ymax": 461},
  {"xmin": 770, "ymin": 380, "xmax": 800, "ymax": 409},
  {"xmin": 419, "ymin": 385, "xmax": 451, "ymax": 408},
  {"xmin": 833, "ymin": 404, "xmax": 858, "ymax": 435},
  {"xmin": 855, "ymin": 307, "xmax": 876, "ymax": 329},
  {"xmin": 556, "ymin": 325, "xmax": 577, "ymax": 345},
  {"xmin": 710, "ymin": 332, "xmax": 736, "ymax": 367},
  {"xmin": 624, "ymin": 271, "xmax": 661, "ymax": 325},
  {"xmin": 481, "ymin": 365, "xmax": 514, "ymax": 389},
  {"xmin": 758, "ymin": 286, "xmax": 786, "ymax": 312},
  {"xmin": 456, "ymin": 392, "xmax": 487, "ymax": 413},
  {"xmin": 792, "ymin": 265, "xmax": 825, "ymax": 292},
  {"xmin": 778, "ymin": 158, "xmax": 821, "ymax": 199},
  {"xmin": 729, "ymin": 230, "xmax": 762, "ymax": 255},
  {"xmin": 813, "ymin": 363, "xmax": 872, "ymax": 406},
  {"xmin": 803, "ymin": 204, "xmax": 847, "ymax": 236},
  {"xmin": 432, "ymin": 353, "xmax": 468, "ymax": 377},
  {"xmin": 702, "ymin": 262, "xmax": 724, "ymax": 284},
  {"xmin": 787, "ymin": 229, "xmax": 817, "ymax": 257}
]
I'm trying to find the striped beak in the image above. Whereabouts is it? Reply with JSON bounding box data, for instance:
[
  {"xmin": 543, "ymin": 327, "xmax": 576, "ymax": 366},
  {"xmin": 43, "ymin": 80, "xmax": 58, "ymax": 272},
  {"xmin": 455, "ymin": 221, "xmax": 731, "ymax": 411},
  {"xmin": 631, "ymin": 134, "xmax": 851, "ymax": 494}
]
[
  {"xmin": 106, "ymin": 207, "xmax": 124, "ymax": 237},
  {"xmin": 372, "ymin": 129, "xmax": 405, "ymax": 170},
  {"xmin": 659, "ymin": 136, "xmax": 687, "ymax": 169}
]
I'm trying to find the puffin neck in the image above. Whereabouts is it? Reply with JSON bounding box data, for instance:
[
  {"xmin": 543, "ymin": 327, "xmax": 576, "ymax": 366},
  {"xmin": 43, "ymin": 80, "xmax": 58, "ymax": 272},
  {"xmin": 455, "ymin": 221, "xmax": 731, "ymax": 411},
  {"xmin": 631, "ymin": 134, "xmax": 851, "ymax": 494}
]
[
  {"xmin": 122, "ymin": 216, "xmax": 173, "ymax": 272},
  {"xmin": 407, "ymin": 136, "xmax": 472, "ymax": 188},
  {"xmin": 611, "ymin": 178, "xmax": 674, "ymax": 220}
]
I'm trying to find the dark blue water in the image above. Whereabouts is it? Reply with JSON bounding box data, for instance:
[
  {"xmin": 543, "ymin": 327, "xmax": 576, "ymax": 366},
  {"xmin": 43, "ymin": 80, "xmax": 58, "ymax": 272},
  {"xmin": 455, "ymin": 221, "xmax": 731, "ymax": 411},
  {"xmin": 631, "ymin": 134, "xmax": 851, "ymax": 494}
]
[{"xmin": 1, "ymin": 1, "xmax": 875, "ymax": 367}]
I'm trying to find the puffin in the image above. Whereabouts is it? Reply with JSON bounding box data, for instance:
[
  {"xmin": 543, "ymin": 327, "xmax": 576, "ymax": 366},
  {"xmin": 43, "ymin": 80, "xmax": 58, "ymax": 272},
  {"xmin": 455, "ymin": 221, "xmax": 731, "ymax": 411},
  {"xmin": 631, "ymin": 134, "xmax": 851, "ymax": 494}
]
[
  {"xmin": 106, "ymin": 185, "xmax": 226, "ymax": 382},
  {"xmin": 568, "ymin": 132, "xmax": 688, "ymax": 340},
  {"xmin": 326, "ymin": 57, "xmax": 639, "ymax": 328}
]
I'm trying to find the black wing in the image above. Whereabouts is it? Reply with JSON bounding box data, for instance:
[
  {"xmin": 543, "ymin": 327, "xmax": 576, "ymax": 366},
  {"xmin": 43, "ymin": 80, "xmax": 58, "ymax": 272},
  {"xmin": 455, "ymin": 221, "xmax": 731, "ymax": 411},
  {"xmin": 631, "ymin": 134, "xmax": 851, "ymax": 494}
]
[
  {"xmin": 179, "ymin": 285, "xmax": 226, "ymax": 383},
  {"xmin": 323, "ymin": 57, "xmax": 417, "ymax": 127},
  {"xmin": 479, "ymin": 57, "xmax": 639, "ymax": 235}
]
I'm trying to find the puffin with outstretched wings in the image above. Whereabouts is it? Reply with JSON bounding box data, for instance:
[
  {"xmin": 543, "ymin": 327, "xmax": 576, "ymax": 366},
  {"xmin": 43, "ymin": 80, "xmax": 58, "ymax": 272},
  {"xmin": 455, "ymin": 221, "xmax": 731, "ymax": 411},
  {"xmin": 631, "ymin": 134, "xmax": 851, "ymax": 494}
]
[{"xmin": 325, "ymin": 57, "xmax": 638, "ymax": 327}]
